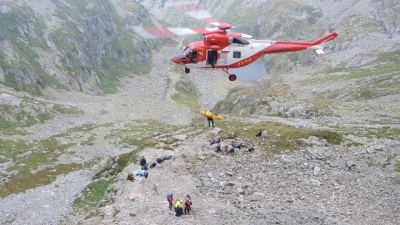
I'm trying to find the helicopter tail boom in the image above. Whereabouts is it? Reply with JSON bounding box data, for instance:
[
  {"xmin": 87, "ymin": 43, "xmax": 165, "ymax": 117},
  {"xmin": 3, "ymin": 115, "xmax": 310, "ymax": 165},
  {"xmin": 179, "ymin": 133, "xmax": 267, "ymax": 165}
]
[
  {"xmin": 261, "ymin": 31, "xmax": 338, "ymax": 55},
  {"xmin": 311, "ymin": 31, "xmax": 339, "ymax": 45}
]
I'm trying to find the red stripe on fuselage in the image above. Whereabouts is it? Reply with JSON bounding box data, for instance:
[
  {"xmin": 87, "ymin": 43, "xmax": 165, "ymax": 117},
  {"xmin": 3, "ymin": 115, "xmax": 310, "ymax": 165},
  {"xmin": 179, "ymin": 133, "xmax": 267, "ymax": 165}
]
[
  {"xmin": 143, "ymin": 27, "xmax": 176, "ymax": 38},
  {"xmin": 202, "ymin": 52, "xmax": 264, "ymax": 69}
]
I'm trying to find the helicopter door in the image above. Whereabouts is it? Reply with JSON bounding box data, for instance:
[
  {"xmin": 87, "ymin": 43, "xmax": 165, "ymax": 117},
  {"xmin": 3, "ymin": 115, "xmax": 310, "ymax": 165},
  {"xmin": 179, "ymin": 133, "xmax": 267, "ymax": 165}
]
[{"xmin": 207, "ymin": 50, "xmax": 218, "ymax": 67}]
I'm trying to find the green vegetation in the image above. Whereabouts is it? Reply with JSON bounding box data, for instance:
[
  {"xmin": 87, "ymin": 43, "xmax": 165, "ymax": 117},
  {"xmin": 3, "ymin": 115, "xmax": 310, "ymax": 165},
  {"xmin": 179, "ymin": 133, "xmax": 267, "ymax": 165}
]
[
  {"xmin": 0, "ymin": 123, "xmax": 112, "ymax": 197},
  {"xmin": 80, "ymin": 134, "xmax": 97, "ymax": 146},
  {"xmin": 396, "ymin": 163, "xmax": 400, "ymax": 173},
  {"xmin": 0, "ymin": 120, "xmax": 28, "ymax": 136},
  {"xmin": 172, "ymin": 80, "xmax": 201, "ymax": 112},
  {"xmin": 345, "ymin": 142, "xmax": 364, "ymax": 148},
  {"xmin": 310, "ymin": 51, "xmax": 400, "ymax": 100},
  {"xmin": 0, "ymin": 7, "xmax": 66, "ymax": 95},
  {"xmin": 382, "ymin": 155, "xmax": 396, "ymax": 168},
  {"xmin": 0, "ymin": 0, "xmax": 164, "ymax": 95},
  {"xmin": 221, "ymin": 0, "xmax": 322, "ymax": 39},
  {"xmin": 106, "ymin": 120, "xmax": 178, "ymax": 148},
  {"xmin": 364, "ymin": 126, "xmax": 400, "ymax": 140},
  {"xmin": 218, "ymin": 120, "xmax": 342, "ymax": 154},
  {"xmin": 73, "ymin": 177, "xmax": 115, "ymax": 216},
  {"xmin": 0, "ymin": 164, "xmax": 82, "ymax": 198},
  {"xmin": 0, "ymin": 99, "xmax": 84, "ymax": 134},
  {"xmin": 51, "ymin": 0, "xmax": 154, "ymax": 94},
  {"xmin": 53, "ymin": 104, "xmax": 84, "ymax": 114},
  {"xmin": 320, "ymin": 51, "xmax": 400, "ymax": 81}
]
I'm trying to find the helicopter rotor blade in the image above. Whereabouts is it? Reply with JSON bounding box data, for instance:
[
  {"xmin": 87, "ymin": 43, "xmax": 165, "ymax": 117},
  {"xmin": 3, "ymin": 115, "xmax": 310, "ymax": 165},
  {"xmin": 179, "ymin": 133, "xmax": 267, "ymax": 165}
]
[
  {"xmin": 172, "ymin": 4, "xmax": 220, "ymax": 26},
  {"xmin": 130, "ymin": 26, "xmax": 219, "ymax": 39},
  {"xmin": 131, "ymin": 2, "xmax": 241, "ymax": 39}
]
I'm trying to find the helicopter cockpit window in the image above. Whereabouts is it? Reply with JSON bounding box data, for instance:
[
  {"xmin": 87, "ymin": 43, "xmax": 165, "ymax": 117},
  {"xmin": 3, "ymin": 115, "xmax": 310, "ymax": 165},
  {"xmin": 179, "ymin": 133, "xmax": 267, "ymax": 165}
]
[
  {"xmin": 232, "ymin": 37, "xmax": 249, "ymax": 45},
  {"xmin": 189, "ymin": 51, "xmax": 198, "ymax": 63},
  {"xmin": 182, "ymin": 47, "xmax": 192, "ymax": 58}
]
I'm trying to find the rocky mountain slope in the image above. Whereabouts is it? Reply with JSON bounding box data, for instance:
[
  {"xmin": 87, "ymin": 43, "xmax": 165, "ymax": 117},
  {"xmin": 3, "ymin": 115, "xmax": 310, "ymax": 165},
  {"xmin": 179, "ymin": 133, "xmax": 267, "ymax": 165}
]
[
  {"xmin": 1, "ymin": 0, "xmax": 400, "ymax": 225},
  {"xmin": 61, "ymin": 122, "xmax": 400, "ymax": 225},
  {"xmin": 208, "ymin": 0, "xmax": 400, "ymax": 125},
  {"xmin": 0, "ymin": 0, "xmax": 157, "ymax": 96}
]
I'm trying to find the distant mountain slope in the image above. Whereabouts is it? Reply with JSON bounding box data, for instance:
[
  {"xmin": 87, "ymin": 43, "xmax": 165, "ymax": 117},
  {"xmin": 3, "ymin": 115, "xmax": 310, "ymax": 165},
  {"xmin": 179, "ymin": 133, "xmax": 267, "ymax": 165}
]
[{"xmin": 0, "ymin": 0, "xmax": 157, "ymax": 96}]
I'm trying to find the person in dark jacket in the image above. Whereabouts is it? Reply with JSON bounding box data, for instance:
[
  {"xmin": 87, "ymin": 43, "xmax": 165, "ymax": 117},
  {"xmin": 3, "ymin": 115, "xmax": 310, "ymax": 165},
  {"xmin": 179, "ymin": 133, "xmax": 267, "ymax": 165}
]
[{"xmin": 140, "ymin": 156, "xmax": 147, "ymax": 167}]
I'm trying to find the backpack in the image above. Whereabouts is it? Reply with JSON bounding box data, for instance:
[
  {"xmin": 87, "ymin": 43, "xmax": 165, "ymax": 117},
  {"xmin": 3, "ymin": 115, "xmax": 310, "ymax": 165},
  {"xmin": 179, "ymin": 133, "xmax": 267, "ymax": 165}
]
[
  {"xmin": 127, "ymin": 174, "xmax": 134, "ymax": 181},
  {"xmin": 140, "ymin": 158, "xmax": 147, "ymax": 166},
  {"xmin": 163, "ymin": 155, "xmax": 172, "ymax": 160},
  {"xmin": 167, "ymin": 193, "xmax": 173, "ymax": 201}
]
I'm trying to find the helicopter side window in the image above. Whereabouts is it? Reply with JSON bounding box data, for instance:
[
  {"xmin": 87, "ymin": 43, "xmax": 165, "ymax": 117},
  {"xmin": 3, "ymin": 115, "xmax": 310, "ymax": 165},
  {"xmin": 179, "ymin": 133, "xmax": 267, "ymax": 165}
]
[
  {"xmin": 232, "ymin": 37, "xmax": 249, "ymax": 45},
  {"xmin": 233, "ymin": 51, "xmax": 241, "ymax": 58}
]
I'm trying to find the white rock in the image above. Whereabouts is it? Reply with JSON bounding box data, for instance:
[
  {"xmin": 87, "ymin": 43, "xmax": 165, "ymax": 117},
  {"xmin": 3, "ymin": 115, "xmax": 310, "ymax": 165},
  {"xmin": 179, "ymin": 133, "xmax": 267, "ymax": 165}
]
[
  {"xmin": 311, "ymin": 178, "xmax": 321, "ymax": 186},
  {"xmin": 279, "ymin": 155, "xmax": 292, "ymax": 164},
  {"xmin": 261, "ymin": 130, "xmax": 269, "ymax": 137},
  {"xmin": 374, "ymin": 145, "xmax": 384, "ymax": 151},
  {"xmin": 313, "ymin": 165, "xmax": 321, "ymax": 176}
]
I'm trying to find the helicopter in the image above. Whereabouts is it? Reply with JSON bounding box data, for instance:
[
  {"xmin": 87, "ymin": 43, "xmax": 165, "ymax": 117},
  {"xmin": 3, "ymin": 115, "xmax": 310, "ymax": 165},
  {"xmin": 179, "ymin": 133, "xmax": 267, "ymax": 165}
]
[{"xmin": 132, "ymin": 2, "xmax": 339, "ymax": 81}]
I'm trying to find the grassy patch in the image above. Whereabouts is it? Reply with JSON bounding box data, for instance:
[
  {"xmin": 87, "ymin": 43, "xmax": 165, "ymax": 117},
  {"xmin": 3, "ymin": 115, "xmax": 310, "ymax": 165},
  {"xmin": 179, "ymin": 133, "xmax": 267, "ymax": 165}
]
[
  {"xmin": 218, "ymin": 120, "xmax": 342, "ymax": 154},
  {"xmin": 171, "ymin": 80, "xmax": 200, "ymax": 112},
  {"xmin": 364, "ymin": 126, "xmax": 400, "ymax": 140},
  {"xmin": 73, "ymin": 177, "xmax": 115, "ymax": 211},
  {"xmin": 0, "ymin": 140, "xmax": 30, "ymax": 158},
  {"xmin": 53, "ymin": 104, "xmax": 84, "ymax": 114},
  {"xmin": 0, "ymin": 120, "xmax": 28, "ymax": 136},
  {"xmin": 396, "ymin": 162, "xmax": 400, "ymax": 173},
  {"xmin": 0, "ymin": 163, "xmax": 82, "ymax": 198},
  {"xmin": 0, "ymin": 123, "xmax": 112, "ymax": 197},
  {"xmin": 316, "ymin": 51, "xmax": 400, "ymax": 82},
  {"xmin": 0, "ymin": 100, "xmax": 84, "ymax": 132},
  {"xmin": 80, "ymin": 134, "xmax": 96, "ymax": 146},
  {"xmin": 106, "ymin": 120, "xmax": 179, "ymax": 147},
  {"xmin": 345, "ymin": 142, "xmax": 364, "ymax": 148}
]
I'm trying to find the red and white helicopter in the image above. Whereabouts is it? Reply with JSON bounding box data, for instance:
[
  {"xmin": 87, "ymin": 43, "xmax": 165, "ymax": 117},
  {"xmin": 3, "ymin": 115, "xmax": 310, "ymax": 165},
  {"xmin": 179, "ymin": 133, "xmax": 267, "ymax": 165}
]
[{"xmin": 132, "ymin": 3, "xmax": 338, "ymax": 81}]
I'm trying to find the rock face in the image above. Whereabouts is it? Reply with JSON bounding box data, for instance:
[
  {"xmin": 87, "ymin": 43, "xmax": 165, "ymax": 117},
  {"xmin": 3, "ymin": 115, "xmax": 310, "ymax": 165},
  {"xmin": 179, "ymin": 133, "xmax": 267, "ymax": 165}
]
[{"xmin": 0, "ymin": 0, "xmax": 153, "ymax": 96}]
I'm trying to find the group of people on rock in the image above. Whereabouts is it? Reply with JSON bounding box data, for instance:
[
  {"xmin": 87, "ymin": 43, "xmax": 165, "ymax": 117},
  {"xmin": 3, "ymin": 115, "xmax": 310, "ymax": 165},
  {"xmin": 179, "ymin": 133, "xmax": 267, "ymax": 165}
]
[
  {"xmin": 167, "ymin": 193, "xmax": 193, "ymax": 217},
  {"xmin": 127, "ymin": 155, "xmax": 173, "ymax": 182},
  {"xmin": 210, "ymin": 135, "xmax": 255, "ymax": 153}
]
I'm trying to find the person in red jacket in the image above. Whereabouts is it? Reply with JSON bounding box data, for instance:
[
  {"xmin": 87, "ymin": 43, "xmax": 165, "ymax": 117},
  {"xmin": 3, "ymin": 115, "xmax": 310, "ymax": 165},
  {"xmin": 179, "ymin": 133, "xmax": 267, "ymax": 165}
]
[
  {"xmin": 167, "ymin": 193, "xmax": 174, "ymax": 210},
  {"xmin": 184, "ymin": 195, "xmax": 192, "ymax": 215}
]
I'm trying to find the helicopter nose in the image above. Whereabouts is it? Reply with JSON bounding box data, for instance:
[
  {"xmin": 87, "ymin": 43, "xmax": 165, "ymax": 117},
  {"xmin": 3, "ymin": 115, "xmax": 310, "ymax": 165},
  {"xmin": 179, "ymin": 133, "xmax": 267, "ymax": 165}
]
[
  {"xmin": 171, "ymin": 58, "xmax": 181, "ymax": 64},
  {"xmin": 171, "ymin": 54, "xmax": 185, "ymax": 64}
]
